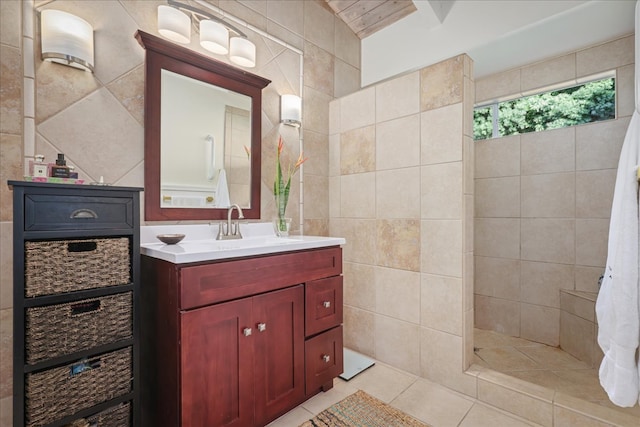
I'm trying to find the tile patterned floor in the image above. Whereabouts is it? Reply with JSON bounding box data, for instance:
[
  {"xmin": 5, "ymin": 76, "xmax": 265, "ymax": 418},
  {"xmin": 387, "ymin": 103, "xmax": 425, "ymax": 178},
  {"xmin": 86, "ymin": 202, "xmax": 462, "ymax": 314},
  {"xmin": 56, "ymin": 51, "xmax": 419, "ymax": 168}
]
[
  {"xmin": 267, "ymin": 360, "xmax": 539, "ymax": 427},
  {"xmin": 269, "ymin": 329, "xmax": 640, "ymax": 427}
]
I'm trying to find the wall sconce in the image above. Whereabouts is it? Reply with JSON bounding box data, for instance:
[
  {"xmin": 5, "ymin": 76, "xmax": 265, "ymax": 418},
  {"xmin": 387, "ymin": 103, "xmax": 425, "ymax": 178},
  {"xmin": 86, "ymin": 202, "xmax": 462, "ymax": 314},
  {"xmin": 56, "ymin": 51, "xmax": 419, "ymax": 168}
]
[
  {"xmin": 281, "ymin": 94, "xmax": 302, "ymax": 127},
  {"xmin": 157, "ymin": 0, "xmax": 256, "ymax": 68},
  {"xmin": 40, "ymin": 9, "xmax": 94, "ymax": 72}
]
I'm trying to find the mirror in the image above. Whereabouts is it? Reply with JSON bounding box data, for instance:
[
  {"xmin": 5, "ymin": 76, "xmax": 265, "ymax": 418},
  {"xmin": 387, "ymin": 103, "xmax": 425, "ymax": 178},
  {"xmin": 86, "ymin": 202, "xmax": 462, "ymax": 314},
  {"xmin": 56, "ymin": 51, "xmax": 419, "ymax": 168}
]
[
  {"xmin": 161, "ymin": 70, "xmax": 252, "ymax": 209},
  {"xmin": 135, "ymin": 30, "xmax": 270, "ymax": 221}
]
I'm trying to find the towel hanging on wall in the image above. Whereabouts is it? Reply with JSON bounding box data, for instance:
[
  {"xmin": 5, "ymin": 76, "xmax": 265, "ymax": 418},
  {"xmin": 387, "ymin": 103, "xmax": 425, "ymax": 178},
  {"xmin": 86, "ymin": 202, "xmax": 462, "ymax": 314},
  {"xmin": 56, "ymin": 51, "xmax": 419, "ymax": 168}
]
[
  {"xmin": 595, "ymin": 110, "xmax": 640, "ymax": 407},
  {"xmin": 595, "ymin": 1, "xmax": 640, "ymax": 408}
]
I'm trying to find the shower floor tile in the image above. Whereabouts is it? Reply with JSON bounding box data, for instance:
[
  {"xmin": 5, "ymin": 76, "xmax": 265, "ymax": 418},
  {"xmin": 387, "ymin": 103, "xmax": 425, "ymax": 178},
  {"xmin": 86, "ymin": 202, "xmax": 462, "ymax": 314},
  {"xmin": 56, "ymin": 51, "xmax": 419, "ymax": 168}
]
[
  {"xmin": 516, "ymin": 344, "xmax": 590, "ymax": 370},
  {"xmin": 474, "ymin": 328, "xmax": 640, "ymax": 419},
  {"xmin": 474, "ymin": 328, "xmax": 539, "ymax": 348},
  {"xmin": 507, "ymin": 369, "xmax": 571, "ymax": 390},
  {"xmin": 551, "ymin": 368, "xmax": 610, "ymax": 401},
  {"xmin": 474, "ymin": 346, "xmax": 541, "ymax": 372}
]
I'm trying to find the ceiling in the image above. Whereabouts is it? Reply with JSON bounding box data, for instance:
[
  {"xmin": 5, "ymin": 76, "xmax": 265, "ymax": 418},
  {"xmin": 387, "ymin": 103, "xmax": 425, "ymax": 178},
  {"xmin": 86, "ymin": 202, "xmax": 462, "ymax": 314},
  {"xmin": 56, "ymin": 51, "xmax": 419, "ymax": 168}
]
[
  {"xmin": 358, "ymin": 0, "xmax": 637, "ymax": 85},
  {"xmin": 325, "ymin": 0, "xmax": 418, "ymax": 39}
]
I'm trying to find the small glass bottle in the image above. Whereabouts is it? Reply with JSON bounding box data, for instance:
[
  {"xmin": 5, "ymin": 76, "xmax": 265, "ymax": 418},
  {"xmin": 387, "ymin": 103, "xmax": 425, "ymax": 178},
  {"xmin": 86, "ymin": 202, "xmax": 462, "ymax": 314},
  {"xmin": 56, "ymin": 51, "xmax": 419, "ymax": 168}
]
[
  {"xmin": 50, "ymin": 153, "xmax": 71, "ymax": 178},
  {"xmin": 30, "ymin": 154, "xmax": 48, "ymax": 177}
]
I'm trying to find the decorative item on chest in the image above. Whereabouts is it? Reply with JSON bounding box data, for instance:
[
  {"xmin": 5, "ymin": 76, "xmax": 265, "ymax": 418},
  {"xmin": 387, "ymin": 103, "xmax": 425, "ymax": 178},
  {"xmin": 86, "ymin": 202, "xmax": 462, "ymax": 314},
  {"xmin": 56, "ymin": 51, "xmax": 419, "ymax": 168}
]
[{"xmin": 27, "ymin": 153, "xmax": 82, "ymax": 184}]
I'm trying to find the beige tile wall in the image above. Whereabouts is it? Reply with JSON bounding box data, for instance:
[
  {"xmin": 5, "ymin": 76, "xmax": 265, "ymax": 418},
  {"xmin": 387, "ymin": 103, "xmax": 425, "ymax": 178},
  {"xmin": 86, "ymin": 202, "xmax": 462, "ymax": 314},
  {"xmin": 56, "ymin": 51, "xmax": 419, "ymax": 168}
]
[
  {"xmin": 0, "ymin": 0, "xmax": 26, "ymax": 420},
  {"xmin": 0, "ymin": 0, "xmax": 360, "ymax": 422},
  {"xmin": 560, "ymin": 290, "xmax": 602, "ymax": 367},
  {"xmin": 330, "ymin": 54, "xmax": 476, "ymax": 395},
  {"xmin": 474, "ymin": 34, "xmax": 635, "ymax": 347},
  {"xmin": 25, "ymin": 0, "xmax": 358, "ymax": 234}
]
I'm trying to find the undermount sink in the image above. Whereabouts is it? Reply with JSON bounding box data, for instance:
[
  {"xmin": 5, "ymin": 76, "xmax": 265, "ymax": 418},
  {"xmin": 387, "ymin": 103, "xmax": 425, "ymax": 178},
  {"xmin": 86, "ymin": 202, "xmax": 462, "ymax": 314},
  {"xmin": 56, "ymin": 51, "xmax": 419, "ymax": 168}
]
[{"xmin": 140, "ymin": 223, "xmax": 345, "ymax": 264}]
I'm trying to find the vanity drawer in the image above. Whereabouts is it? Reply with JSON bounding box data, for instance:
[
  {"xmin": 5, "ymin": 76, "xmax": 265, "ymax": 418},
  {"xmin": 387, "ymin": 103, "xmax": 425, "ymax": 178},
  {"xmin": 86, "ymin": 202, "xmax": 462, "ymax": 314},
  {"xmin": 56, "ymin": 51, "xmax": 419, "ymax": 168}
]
[
  {"xmin": 305, "ymin": 276, "xmax": 343, "ymax": 337},
  {"xmin": 305, "ymin": 325, "xmax": 343, "ymax": 395},
  {"xmin": 24, "ymin": 194, "xmax": 134, "ymax": 231},
  {"xmin": 180, "ymin": 247, "xmax": 342, "ymax": 310}
]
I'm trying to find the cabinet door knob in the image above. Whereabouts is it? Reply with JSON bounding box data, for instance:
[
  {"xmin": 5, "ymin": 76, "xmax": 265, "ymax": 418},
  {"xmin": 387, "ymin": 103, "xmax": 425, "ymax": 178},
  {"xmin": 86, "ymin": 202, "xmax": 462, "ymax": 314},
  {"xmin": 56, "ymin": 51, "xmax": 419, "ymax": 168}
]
[
  {"xmin": 323, "ymin": 301, "xmax": 331, "ymax": 308},
  {"xmin": 243, "ymin": 327, "xmax": 252, "ymax": 337},
  {"xmin": 257, "ymin": 322, "xmax": 266, "ymax": 332},
  {"xmin": 322, "ymin": 354, "xmax": 331, "ymax": 363}
]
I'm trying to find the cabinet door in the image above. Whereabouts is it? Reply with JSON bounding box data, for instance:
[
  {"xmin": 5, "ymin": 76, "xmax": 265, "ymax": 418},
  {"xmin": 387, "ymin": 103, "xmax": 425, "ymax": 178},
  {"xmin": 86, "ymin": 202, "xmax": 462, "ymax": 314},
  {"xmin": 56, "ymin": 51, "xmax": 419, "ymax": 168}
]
[
  {"xmin": 253, "ymin": 285, "xmax": 305, "ymax": 426},
  {"xmin": 181, "ymin": 298, "xmax": 254, "ymax": 427}
]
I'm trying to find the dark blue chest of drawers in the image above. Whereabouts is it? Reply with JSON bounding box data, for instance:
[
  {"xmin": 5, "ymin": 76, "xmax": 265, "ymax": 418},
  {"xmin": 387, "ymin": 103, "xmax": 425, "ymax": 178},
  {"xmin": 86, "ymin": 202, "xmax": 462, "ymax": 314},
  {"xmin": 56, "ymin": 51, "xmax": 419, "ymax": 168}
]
[{"xmin": 9, "ymin": 181, "xmax": 142, "ymax": 427}]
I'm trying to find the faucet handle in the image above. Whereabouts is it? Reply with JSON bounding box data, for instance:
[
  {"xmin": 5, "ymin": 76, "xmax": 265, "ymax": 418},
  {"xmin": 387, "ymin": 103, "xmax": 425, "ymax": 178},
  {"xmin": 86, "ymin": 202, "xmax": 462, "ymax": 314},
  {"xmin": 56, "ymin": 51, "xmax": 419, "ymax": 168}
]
[
  {"xmin": 216, "ymin": 221, "xmax": 226, "ymax": 240},
  {"xmin": 232, "ymin": 221, "xmax": 243, "ymax": 238}
]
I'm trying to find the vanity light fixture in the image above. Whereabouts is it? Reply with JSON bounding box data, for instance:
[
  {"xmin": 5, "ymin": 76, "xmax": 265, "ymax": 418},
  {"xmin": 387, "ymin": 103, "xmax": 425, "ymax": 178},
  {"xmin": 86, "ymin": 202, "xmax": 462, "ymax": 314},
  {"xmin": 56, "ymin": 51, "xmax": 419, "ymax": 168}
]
[
  {"xmin": 157, "ymin": 5, "xmax": 191, "ymax": 44},
  {"xmin": 40, "ymin": 9, "xmax": 94, "ymax": 72},
  {"xmin": 157, "ymin": 0, "xmax": 256, "ymax": 68},
  {"xmin": 281, "ymin": 94, "xmax": 302, "ymax": 127}
]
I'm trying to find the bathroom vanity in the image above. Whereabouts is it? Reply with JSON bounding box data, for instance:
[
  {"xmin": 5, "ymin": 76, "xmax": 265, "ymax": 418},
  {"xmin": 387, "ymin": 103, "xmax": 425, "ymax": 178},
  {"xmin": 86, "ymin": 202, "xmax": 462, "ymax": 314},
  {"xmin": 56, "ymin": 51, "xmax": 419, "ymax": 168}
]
[{"xmin": 140, "ymin": 226, "xmax": 344, "ymax": 427}]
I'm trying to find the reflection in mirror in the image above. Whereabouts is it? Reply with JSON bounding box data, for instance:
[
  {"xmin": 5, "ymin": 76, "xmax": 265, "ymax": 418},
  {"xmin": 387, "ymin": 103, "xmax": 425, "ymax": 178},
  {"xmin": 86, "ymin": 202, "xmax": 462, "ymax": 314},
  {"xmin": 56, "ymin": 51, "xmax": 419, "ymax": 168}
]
[
  {"xmin": 135, "ymin": 30, "xmax": 270, "ymax": 221},
  {"xmin": 160, "ymin": 69, "xmax": 251, "ymax": 209}
]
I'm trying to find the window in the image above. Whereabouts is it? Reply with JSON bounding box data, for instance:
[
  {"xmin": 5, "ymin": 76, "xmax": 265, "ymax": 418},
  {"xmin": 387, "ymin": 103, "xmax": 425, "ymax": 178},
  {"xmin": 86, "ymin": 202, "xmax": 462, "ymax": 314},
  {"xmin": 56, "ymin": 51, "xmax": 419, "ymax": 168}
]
[{"xmin": 474, "ymin": 76, "xmax": 616, "ymax": 141}]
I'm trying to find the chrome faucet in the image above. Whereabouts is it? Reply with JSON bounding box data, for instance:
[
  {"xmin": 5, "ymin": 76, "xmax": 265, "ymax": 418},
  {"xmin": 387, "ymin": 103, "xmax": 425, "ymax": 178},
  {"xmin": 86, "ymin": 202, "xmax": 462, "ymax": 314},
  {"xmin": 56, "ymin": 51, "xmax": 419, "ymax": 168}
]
[{"xmin": 217, "ymin": 204, "xmax": 244, "ymax": 240}]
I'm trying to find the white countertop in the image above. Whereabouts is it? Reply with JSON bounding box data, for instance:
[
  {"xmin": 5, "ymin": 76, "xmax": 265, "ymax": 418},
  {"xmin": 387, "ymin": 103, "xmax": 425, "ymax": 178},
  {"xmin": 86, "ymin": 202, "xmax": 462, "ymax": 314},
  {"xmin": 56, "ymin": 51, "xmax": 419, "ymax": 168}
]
[{"xmin": 140, "ymin": 223, "xmax": 345, "ymax": 264}]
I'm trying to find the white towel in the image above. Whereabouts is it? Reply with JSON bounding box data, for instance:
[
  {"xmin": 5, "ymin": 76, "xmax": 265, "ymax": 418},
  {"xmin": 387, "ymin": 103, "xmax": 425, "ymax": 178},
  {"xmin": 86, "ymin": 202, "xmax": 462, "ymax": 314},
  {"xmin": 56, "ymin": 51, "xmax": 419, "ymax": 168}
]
[
  {"xmin": 215, "ymin": 169, "xmax": 230, "ymax": 208},
  {"xmin": 595, "ymin": 110, "xmax": 640, "ymax": 407}
]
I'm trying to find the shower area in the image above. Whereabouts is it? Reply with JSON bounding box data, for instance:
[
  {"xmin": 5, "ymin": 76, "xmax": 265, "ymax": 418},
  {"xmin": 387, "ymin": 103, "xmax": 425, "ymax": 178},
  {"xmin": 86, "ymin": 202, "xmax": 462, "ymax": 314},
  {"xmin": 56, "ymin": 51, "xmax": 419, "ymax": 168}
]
[{"xmin": 472, "ymin": 33, "xmax": 638, "ymax": 416}]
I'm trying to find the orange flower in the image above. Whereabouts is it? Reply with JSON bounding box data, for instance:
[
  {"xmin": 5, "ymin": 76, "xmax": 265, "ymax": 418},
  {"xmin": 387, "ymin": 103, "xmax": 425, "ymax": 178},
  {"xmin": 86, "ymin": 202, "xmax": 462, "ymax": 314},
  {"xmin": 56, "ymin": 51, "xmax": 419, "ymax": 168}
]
[
  {"xmin": 295, "ymin": 152, "xmax": 308, "ymax": 169},
  {"xmin": 277, "ymin": 137, "xmax": 284, "ymax": 155}
]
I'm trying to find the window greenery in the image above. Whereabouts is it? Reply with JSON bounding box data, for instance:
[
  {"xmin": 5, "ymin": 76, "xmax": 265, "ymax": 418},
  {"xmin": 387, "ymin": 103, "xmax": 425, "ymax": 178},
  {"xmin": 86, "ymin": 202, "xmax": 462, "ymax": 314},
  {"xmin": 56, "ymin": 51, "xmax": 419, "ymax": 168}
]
[{"xmin": 474, "ymin": 77, "xmax": 615, "ymax": 141}]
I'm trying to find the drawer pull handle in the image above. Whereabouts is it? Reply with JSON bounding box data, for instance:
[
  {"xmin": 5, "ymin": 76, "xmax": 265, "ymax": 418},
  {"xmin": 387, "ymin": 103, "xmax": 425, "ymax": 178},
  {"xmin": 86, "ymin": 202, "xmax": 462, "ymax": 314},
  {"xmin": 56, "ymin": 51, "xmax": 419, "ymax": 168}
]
[
  {"xmin": 322, "ymin": 354, "xmax": 331, "ymax": 363},
  {"xmin": 257, "ymin": 323, "xmax": 266, "ymax": 332},
  {"xmin": 70, "ymin": 208, "xmax": 98, "ymax": 219},
  {"xmin": 67, "ymin": 241, "xmax": 98, "ymax": 253},
  {"xmin": 323, "ymin": 301, "xmax": 331, "ymax": 308},
  {"xmin": 243, "ymin": 328, "xmax": 252, "ymax": 337},
  {"xmin": 70, "ymin": 299, "xmax": 101, "ymax": 316}
]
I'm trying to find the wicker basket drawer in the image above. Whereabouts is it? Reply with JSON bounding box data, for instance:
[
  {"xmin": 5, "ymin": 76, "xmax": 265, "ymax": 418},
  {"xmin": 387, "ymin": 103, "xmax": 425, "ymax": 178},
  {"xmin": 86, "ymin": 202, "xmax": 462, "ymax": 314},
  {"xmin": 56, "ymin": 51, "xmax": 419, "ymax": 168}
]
[
  {"xmin": 25, "ymin": 238, "xmax": 131, "ymax": 297},
  {"xmin": 25, "ymin": 347, "xmax": 132, "ymax": 427},
  {"xmin": 64, "ymin": 402, "xmax": 131, "ymax": 427},
  {"xmin": 25, "ymin": 292, "xmax": 133, "ymax": 364}
]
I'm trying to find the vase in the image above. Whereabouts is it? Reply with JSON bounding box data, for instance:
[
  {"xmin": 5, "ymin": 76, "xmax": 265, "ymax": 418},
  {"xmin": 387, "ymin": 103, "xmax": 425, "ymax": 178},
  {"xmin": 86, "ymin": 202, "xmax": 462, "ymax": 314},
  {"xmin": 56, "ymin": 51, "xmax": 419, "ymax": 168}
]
[{"xmin": 273, "ymin": 217, "xmax": 292, "ymax": 237}]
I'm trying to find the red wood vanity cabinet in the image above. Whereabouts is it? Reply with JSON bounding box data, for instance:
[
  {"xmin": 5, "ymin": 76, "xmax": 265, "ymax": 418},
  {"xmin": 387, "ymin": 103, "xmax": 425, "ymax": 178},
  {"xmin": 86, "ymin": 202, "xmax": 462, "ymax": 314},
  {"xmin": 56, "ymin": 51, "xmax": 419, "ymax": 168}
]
[{"xmin": 141, "ymin": 246, "xmax": 343, "ymax": 427}]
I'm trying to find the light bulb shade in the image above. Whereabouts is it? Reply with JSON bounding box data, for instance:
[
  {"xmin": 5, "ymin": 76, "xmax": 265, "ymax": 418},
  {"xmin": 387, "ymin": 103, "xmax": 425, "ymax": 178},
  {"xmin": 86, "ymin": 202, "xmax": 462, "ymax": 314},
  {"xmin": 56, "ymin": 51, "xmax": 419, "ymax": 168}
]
[
  {"xmin": 40, "ymin": 9, "xmax": 94, "ymax": 72},
  {"xmin": 157, "ymin": 5, "xmax": 190, "ymax": 44},
  {"xmin": 281, "ymin": 94, "xmax": 302, "ymax": 126},
  {"xmin": 229, "ymin": 37, "xmax": 256, "ymax": 68},
  {"xmin": 200, "ymin": 20, "xmax": 229, "ymax": 54}
]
